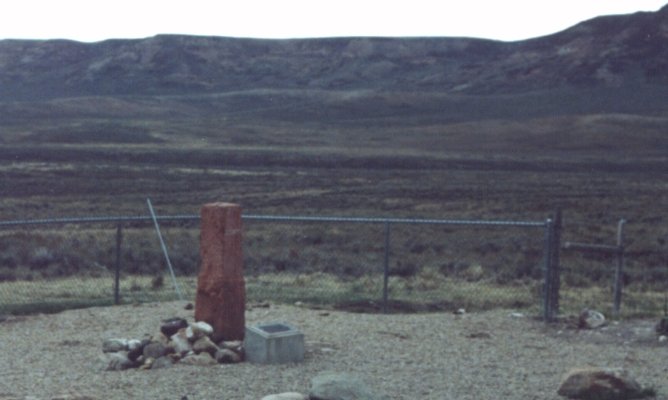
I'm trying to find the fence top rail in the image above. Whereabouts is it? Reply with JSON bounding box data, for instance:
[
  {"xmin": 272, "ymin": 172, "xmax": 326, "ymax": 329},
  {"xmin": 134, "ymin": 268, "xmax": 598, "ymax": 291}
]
[
  {"xmin": 243, "ymin": 214, "xmax": 547, "ymax": 227},
  {"xmin": 0, "ymin": 214, "xmax": 547, "ymax": 228}
]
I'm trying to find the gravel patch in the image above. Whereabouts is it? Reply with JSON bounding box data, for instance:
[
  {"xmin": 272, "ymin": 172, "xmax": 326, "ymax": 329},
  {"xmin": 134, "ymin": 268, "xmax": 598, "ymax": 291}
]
[{"xmin": 0, "ymin": 301, "xmax": 666, "ymax": 400}]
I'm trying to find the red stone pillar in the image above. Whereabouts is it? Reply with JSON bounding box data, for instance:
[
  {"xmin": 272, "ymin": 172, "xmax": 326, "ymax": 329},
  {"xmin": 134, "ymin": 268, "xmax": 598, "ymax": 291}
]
[{"xmin": 195, "ymin": 202, "xmax": 245, "ymax": 342}]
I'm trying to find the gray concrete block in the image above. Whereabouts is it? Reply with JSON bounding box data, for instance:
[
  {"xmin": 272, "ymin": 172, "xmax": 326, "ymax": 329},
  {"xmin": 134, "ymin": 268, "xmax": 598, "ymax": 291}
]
[{"xmin": 244, "ymin": 322, "xmax": 305, "ymax": 364}]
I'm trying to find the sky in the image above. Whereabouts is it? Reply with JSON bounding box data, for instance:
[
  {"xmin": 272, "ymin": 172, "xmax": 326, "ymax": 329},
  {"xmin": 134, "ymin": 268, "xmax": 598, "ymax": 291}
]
[{"xmin": 0, "ymin": 0, "xmax": 666, "ymax": 43}]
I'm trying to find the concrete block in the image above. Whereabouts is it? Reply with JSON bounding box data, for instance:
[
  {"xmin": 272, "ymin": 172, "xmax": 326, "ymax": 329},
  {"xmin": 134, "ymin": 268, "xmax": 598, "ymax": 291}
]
[{"xmin": 245, "ymin": 323, "xmax": 304, "ymax": 364}]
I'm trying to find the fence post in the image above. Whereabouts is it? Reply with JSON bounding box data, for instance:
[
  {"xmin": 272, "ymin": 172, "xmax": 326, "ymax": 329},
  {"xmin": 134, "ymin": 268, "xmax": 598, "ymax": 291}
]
[
  {"xmin": 542, "ymin": 218, "xmax": 554, "ymax": 322},
  {"xmin": 612, "ymin": 219, "xmax": 626, "ymax": 317},
  {"xmin": 114, "ymin": 223, "xmax": 122, "ymax": 305},
  {"xmin": 549, "ymin": 209, "xmax": 562, "ymax": 317},
  {"xmin": 382, "ymin": 222, "xmax": 391, "ymax": 314}
]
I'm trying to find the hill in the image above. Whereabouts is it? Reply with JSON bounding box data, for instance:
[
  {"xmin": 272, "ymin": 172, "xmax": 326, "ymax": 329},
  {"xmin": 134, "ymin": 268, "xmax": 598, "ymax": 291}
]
[{"xmin": 0, "ymin": 6, "xmax": 667, "ymax": 160}]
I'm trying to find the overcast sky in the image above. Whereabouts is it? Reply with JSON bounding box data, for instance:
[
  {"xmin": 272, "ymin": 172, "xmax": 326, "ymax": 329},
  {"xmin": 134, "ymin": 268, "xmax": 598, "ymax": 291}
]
[{"xmin": 0, "ymin": 0, "xmax": 666, "ymax": 43}]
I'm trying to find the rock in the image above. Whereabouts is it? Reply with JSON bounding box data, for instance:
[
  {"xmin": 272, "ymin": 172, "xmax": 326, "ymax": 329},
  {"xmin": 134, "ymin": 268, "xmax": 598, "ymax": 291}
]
[
  {"xmin": 180, "ymin": 352, "xmax": 217, "ymax": 366},
  {"xmin": 127, "ymin": 339, "xmax": 151, "ymax": 361},
  {"xmin": 261, "ymin": 393, "xmax": 307, "ymax": 400},
  {"xmin": 309, "ymin": 372, "xmax": 384, "ymax": 400},
  {"xmin": 185, "ymin": 321, "xmax": 215, "ymax": 341},
  {"xmin": 557, "ymin": 367, "xmax": 651, "ymax": 400},
  {"xmin": 105, "ymin": 352, "xmax": 135, "ymax": 371},
  {"xmin": 160, "ymin": 317, "xmax": 189, "ymax": 337},
  {"xmin": 189, "ymin": 321, "xmax": 214, "ymax": 338},
  {"xmin": 219, "ymin": 340, "xmax": 243, "ymax": 349},
  {"xmin": 126, "ymin": 339, "xmax": 143, "ymax": 351},
  {"xmin": 169, "ymin": 329, "xmax": 192, "ymax": 355},
  {"xmin": 102, "ymin": 338, "xmax": 128, "ymax": 353},
  {"xmin": 138, "ymin": 357, "xmax": 154, "ymax": 370},
  {"xmin": 184, "ymin": 302, "xmax": 194, "ymax": 310},
  {"xmin": 578, "ymin": 309, "xmax": 606, "ymax": 329},
  {"xmin": 215, "ymin": 348, "xmax": 242, "ymax": 364},
  {"xmin": 193, "ymin": 336, "xmax": 219, "ymax": 356},
  {"xmin": 143, "ymin": 342, "xmax": 168, "ymax": 359},
  {"xmin": 51, "ymin": 393, "xmax": 98, "ymax": 400}
]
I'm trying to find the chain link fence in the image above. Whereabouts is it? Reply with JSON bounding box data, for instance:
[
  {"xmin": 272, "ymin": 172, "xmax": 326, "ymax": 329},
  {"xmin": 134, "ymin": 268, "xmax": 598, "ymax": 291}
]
[
  {"xmin": 0, "ymin": 212, "xmax": 552, "ymax": 317},
  {"xmin": 559, "ymin": 218, "xmax": 668, "ymax": 318}
]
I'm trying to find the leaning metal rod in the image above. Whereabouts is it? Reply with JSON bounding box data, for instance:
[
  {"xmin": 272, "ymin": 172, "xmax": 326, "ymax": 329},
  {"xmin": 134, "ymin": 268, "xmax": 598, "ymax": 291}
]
[{"xmin": 146, "ymin": 198, "xmax": 184, "ymax": 301}]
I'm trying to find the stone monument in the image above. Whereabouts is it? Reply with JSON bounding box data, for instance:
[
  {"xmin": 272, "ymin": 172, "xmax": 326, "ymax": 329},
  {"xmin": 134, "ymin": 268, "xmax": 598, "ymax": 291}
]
[{"xmin": 195, "ymin": 202, "xmax": 246, "ymax": 342}]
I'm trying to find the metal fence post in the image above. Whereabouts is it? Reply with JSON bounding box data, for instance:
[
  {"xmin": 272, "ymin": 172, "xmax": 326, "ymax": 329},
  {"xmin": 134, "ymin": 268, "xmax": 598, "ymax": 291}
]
[
  {"xmin": 382, "ymin": 222, "xmax": 391, "ymax": 314},
  {"xmin": 550, "ymin": 209, "xmax": 562, "ymax": 317},
  {"xmin": 613, "ymin": 219, "xmax": 626, "ymax": 317},
  {"xmin": 114, "ymin": 223, "xmax": 122, "ymax": 305},
  {"xmin": 543, "ymin": 218, "xmax": 554, "ymax": 322}
]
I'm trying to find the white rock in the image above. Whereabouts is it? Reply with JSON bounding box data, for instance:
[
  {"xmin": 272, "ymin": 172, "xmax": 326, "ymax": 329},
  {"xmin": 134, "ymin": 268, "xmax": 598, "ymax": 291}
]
[
  {"xmin": 170, "ymin": 329, "xmax": 192, "ymax": 355},
  {"xmin": 261, "ymin": 392, "xmax": 308, "ymax": 400},
  {"xmin": 102, "ymin": 338, "xmax": 128, "ymax": 353},
  {"xmin": 578, "ymin": 309, "xmax": 606, "ymax": 329},
  {"xmin": 188, "ymin": 321, "xmax": 214, "ymax": 340},
  {"xmin": 127, "ymin": 339, "xmax": 143, "ymax": 351},
  {"xmin": 219, "ymin": 340, "xmax": 243, "ymax": 350},
  {"xmin": 659, "ymin": 335, "xmax": 667, "ymax": 343}
]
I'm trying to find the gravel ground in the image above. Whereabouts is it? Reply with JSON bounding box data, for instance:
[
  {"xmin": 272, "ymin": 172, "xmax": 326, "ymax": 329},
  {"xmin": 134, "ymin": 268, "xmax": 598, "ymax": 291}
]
[{"xmin": 0, "ymin": 301, "xmax": 666, "ymax": 400}]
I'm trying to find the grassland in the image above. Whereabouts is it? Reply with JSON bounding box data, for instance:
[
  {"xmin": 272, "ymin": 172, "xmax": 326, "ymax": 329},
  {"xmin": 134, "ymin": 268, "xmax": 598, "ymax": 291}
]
[{"xmin": 0, "ymin": 90, "xmax": 666, "ymax": 318}]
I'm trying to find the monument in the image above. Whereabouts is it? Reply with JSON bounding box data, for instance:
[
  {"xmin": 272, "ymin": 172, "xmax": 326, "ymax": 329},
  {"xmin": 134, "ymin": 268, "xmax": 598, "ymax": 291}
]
[{"xmin": 195, "ymin": 202, "xmax": 246, "ymax": 342}]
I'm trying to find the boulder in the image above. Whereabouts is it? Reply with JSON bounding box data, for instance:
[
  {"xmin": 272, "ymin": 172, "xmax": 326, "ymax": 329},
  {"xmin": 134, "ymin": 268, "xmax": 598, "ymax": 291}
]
[
  {"xmin": 578, "ymin": 309, "xmax": 606, "ymax": 329},
  {"xmin": 309, "ymin": 372, "xmax": 384, "ymax": 400},
  {"xmin": 261, "ymin": 393, "xmax": 307, "ymax": 400},
  {"xmin": 557, "ymin": 367, "xmax": 652, "ymax": 400}
]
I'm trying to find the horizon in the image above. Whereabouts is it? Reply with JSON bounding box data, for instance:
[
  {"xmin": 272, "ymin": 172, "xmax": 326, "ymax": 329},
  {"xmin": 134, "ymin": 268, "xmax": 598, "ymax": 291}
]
[{"xmin": 0, "ymin": 1, "xmax": 666, "ymax": 43}]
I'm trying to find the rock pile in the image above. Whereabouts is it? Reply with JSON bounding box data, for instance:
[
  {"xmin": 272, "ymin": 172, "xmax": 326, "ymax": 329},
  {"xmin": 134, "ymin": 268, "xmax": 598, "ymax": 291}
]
[
  {"xmin": 103, "ymin": 317, "xmax": 243, "ymax": 371},
  {"xmin": 557, "ymin": 367, "xmax": 655, "ymax": 400}
]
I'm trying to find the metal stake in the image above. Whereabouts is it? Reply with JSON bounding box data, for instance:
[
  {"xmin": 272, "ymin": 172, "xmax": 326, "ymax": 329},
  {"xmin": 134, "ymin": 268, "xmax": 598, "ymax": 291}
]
[
  {"xmin": 114, "ymin": 223, "xmax": 122, "ymax": 305},
  {"xmin": 542, "ymin": 218, "xmax": 554, "ymax": 322},
  {"xmin": 612, "ymin": 219, "xmax": 626, "ymax": 317},
  {"xmin": 382, "ymin": 222, "xmax": 391, "ymax": 313}
]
